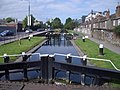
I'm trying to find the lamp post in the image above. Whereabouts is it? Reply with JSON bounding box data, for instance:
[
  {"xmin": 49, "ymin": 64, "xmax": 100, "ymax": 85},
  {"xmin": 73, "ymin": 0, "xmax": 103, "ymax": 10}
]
[
  {"xmin": 21, "ymin": 0, "xmax": 31, "ymax": 28},
  {"xmin": 27, "ymin": 0, "xmax": 31, "ymax": 28}
]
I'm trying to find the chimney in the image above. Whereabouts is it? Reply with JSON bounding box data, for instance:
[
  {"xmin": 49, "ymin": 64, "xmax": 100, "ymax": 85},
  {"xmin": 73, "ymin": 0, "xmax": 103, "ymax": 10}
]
[
  {"xmin": 106, "ymin": 9, "xmax": 110, "ymax": 19},
  {"xmin": 116, "ymin": 2, "xmax": 120, "ymax": 17}
]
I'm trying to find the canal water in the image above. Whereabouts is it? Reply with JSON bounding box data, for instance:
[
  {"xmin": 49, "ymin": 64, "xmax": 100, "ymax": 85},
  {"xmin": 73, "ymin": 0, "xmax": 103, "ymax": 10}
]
[{"xmin": 1, "ymin": 33, "xmax": 93, "ymax": 85}]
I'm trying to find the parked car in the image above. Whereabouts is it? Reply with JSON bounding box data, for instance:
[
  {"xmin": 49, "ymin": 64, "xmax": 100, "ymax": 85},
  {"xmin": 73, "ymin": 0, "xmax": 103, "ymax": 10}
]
[
  {"xmin": 37, "ymin": 28, "xmax": 45, "ymax": 32},
  {"xmin": 25, "ymin": 29, "xmax": 33, "ymax": 33},
  {"xmin": 0, "ymin": 30, "xmax": 14, "ymax": 37}
]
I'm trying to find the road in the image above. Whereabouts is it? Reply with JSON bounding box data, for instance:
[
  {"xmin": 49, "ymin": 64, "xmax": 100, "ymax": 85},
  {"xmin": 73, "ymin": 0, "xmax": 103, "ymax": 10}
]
[{"xmin": 0, "ymin": 31, "xmax": 48, "ymax": 45}]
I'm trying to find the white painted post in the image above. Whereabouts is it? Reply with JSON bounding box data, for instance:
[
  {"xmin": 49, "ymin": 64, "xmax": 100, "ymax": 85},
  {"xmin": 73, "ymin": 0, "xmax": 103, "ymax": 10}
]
[{"xmin": 99, "ymin": 44, "xmax": 104, "ymax": 55}]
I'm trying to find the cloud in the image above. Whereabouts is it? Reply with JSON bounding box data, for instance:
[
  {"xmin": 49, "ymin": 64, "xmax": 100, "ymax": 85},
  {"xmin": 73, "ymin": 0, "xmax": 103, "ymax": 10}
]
[{"xmin": 0, "ymin": 0, "xmax": 119, "ymax": 22}]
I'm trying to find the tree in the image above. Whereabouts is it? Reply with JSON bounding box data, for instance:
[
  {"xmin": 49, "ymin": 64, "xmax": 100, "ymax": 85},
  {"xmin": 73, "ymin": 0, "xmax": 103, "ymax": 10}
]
[
  {"xmin": 64, "ymin": 17, "xmax": 74, "ymax": 30},
  {"xmin": 64, "ymin": 18, "xmax": 80, "ymax": 30},
  {"xmin": 34, "ymin": 21, "xmax": 44, "ymax": 30},
  {"xmin": 5, "ymin": 17, "xmax": 15, "ymax": 23},
  {"xmin": 22, "ymin": 14, "xmax": 35, "ymax": 29},
  {"xmin": 51, "ymin": 17, "xmax": 63, "ymax": 29},
  {"xmin": 114, "ymin": 25, "xmax": 120, "ymax": 35},
  {"xmin": 22, "ymin": 16, "xmax": 27, "ymax": 29}
]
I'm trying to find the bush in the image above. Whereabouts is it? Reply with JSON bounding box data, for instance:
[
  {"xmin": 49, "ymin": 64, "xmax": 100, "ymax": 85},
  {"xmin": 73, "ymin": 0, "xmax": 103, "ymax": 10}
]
[{"xmin": 114, "ymin": 25, "xmax": 120, "ymax": 35}]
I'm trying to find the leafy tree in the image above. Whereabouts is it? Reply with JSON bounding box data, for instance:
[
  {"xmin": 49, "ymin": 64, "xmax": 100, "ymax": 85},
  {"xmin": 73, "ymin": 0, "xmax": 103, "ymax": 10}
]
[
  {"xmin": 51, "ymin": 17, "xmax": 63, "ymax": 29},
  {"xmin": 22, "ymin": 16, "xmax": 27, "ymax": 29},
  {"xmin": 64, "ymin": 18, "xmax": 80, "ymax": 30},
  {"xmin": 22, "ymin": 14, "xmax": 35, "ymax": 29},
  {"xmin": 64, "ymin": 17, "xmax": 74, "ymax": 30},
  {"xmin": 34, "ymin": 21, "xmax": 44, "ymax": 30},
  {"xmin": 5, "ymin": 17, "xmax": 15, "ymax": 23},
  {"xmin": 114, "ymin": 25, "xmax": 120, "ymax": 35}
]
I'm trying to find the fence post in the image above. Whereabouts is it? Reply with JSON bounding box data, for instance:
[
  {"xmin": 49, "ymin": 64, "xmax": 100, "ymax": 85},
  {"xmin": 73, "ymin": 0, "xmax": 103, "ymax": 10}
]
[
  {"xmin": 4, "ymin": 54, "xmax": 9, "ymax": 63},
  {"xmin": 41, "ymin": 55, "xmax": 53, "ymax": 83},
  {"xmin": 22, "ymin": 52, "xmax": 28, "ymax": 81},
  {"xmin": 82, "ymin": 55, "xmax": 87, "ymax": 66},
  {"xmin": 48, "ymin": 55, "xmax": 55, "ymax": 84},
  {"xmin": 65, "ymin": 54, "xmax": 72, "ymax": 83},
  {"xmin": 3, "ymin": 54, "xmax": 10, "ymax": 80},
  {"xmin": 81, "ymin": 55, "xmax": 87, "ymax": 85},
  {"xmin": 22, "ymin": 52, "xmax": 28, "ymax": 62}
]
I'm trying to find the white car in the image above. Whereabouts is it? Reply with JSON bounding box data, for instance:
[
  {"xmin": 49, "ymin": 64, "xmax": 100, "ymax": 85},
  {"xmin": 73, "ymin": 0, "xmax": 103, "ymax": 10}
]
[{"xmin": 25, "ymin": 29, "xmax": 33, "ymax": 33}]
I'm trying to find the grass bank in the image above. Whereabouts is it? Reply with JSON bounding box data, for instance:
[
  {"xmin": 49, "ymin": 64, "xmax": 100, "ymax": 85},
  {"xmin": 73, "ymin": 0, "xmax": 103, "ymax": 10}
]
[
  {"xmin": 74, "ymin": 38, "xmax": 120, "ymax": 69},
  {"xmin": 74, "ymin": 38, "xmax": 120, "ymax": 87},
  {"xmin": 0, "ymin": 36, "xmax": 45, "ymax": 63}
]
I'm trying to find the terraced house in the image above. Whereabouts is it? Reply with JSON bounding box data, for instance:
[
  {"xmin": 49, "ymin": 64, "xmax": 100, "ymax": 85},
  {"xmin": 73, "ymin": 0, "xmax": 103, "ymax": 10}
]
[{"xmin": 80, "ymin": 4, "xmax": 120, "ymax": 46}]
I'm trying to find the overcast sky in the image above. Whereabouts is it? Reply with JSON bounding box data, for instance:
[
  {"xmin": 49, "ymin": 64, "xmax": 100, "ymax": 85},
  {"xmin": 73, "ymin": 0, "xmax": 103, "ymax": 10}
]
[{"xmin": 0, "ymin": 0, "xmax": 119, "ymax": 23}]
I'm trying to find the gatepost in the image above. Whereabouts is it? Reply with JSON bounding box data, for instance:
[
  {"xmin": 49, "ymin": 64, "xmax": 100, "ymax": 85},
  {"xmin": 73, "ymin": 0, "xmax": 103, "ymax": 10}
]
[
  {"xmin": 81, "ymin": 55, "xmax": 87, "ymax": 85},
  {"xmin": 3, "ymin": 54, "xmax": 10, "ymax": 80},
  {"xmin": 22, "ymin": 52, "xmax": 28, "ymax": 81},
  {"xmin": 41, "ymin": 54, "xmax": 54, "ymax": 84},
  {"xmin": 65, "ymin": 53, "xmax": 72, "ymax": 83}
]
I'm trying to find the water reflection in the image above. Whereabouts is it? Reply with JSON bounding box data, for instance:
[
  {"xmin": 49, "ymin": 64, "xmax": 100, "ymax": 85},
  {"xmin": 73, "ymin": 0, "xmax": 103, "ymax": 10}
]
[{"xmin": 1, "ymin": 33, "xmax": 93, "ymax": 85}]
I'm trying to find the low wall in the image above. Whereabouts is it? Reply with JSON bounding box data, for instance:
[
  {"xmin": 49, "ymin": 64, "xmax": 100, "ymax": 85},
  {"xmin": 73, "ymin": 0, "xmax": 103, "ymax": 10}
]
[{"xmin": 80, "ymin": 28, "xmax": 120, "ymax": 46}]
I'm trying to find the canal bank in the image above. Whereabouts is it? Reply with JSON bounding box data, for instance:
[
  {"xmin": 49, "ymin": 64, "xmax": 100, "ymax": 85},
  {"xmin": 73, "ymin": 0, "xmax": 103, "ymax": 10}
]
[
  {"xmin": 15, "ymin": 38, "xmax": 47, "ymax": 62},
  {"xmin": 71, "ymin": 40, "xmax": 94, "ymax": 66},
  {"xmin": 0, "ymin": 33, "xmax": 112, "ymax": 86}
]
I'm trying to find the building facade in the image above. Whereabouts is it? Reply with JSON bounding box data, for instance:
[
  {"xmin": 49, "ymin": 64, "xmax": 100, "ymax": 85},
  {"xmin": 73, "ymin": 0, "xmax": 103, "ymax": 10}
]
[
  {"xmin": 80, "ymin": 5, "xmax": 120, "ymax": 46},
  {"xmin": 0, "ymin": 20, "xmax": 22, "ymax": 33}
]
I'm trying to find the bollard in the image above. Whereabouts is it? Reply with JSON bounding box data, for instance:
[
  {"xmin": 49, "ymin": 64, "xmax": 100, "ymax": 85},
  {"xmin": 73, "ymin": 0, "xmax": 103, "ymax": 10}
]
[
  {"xmin": 99, "ymin": 44, "xmax": 104, "ymax": 55},
  {"xmin": 3, "ymin": 54, "xmax": 10, "ymax": 80},
  {"xmin": 82, "ymin": 36, "xmax": 85, "ymax": 42},
  {"xmin": 65, "ymin": 54, "xmax": 72, "ymax": 83},
  {"xmin": 22, "ymin": 52, "xmax": 28, "ymax": 62},
  {"xmin": 82, "ymin": 55, "xmax": 87, "ymax": 66},
  {"xmin": 3, "ymin": 54, "xmax": 9, "ymax": 63},
  {"xmin": 28, "ymin": 36, "xmax": 31, "ymax": 41},
  {"xmin": 41, "ymin": 55, "xmax": 53, "ymax": 84},
  {"xmin": 65, "ymin": 53, "xmax": 72, "ymax": 63}
]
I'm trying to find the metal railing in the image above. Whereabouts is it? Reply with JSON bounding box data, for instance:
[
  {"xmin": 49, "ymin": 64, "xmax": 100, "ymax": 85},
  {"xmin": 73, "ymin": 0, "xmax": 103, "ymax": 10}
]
[{"xmin": 0, "ymin": 52, "xmax": 120, "ymax": 71}]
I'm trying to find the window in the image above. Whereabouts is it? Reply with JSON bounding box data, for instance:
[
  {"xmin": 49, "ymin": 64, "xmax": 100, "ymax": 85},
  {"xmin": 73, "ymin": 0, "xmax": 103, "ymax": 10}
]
[
  {"xmin": 113, "ymin": 20, "xmax": 116, "ymax": 26},
  {"xmin": 118, "ymin": 19, "xmax": 120, "ymax": 25}
]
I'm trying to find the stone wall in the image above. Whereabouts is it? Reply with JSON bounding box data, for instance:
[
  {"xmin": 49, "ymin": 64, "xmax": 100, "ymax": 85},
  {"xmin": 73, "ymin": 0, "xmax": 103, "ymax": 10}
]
[
  {"xmin": 80, "ymin": 28, "xmax": 120, "ymax": 46},
  {"xmin": 93, "ymin": 30, "xmax": 120, "ymax": 46}
]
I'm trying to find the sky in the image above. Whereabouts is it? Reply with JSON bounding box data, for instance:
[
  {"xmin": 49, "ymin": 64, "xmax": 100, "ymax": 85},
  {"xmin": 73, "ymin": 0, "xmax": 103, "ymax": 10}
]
[{"xmin": 0, "ymin": 0, "xmax": 119, "ymax": 23}]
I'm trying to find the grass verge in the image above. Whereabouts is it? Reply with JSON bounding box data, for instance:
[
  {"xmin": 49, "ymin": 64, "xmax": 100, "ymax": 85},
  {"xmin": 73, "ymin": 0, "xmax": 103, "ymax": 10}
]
[
  {"xmin": 74, "ymin": 38, "xmax": 120, "ymax": 87},
  {"xmin": 0, "ymin": 36, "xmax": 45, "ymax": 63},
  {"xmin": 74, "ymin": 38, "xmax": 120, "ymax": 69}
]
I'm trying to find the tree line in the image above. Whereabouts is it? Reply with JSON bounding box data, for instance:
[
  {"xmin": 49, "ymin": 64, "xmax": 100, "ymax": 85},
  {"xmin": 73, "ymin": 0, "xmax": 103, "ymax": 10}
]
[{"xmin": 3, "ymin": 15, "xmax": 80, "ymax": 30}]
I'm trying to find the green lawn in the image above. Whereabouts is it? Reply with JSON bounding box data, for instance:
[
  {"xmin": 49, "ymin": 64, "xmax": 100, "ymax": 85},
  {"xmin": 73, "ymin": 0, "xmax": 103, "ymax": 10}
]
[
  {"xmin": 74, "ymin": 38, "xmax": 120, "ymax": 70},
  {"xmin": 0, "ymin": 36, "xmax": 45, "ymax": 63}
]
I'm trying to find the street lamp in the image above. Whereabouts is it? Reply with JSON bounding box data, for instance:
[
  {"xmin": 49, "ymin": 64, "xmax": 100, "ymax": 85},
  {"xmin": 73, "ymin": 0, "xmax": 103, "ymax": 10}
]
[
  {"xmin": 27, "ymin": 0, "xmax": 31, "ymax": 28},
  {"xmin": 21, "ymin": 0, "xmax": 31, "ymax": 28}
]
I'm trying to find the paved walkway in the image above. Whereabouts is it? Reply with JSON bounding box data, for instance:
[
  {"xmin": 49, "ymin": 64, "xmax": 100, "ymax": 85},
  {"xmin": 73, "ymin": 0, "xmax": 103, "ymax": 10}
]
[
  {"xmin": 88, "ymin": 36, "xmax": 120, "ymax": 55},
  {"xmin": 0, "ymin": 81, "xmax": 119, "ymax": 90}
]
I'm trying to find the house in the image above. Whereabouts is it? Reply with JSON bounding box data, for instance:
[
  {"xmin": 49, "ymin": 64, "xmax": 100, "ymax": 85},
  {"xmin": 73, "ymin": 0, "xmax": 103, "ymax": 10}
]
[
  {"xmin": 80, "ymin": 4, "xmax": 120, "ymax": 46},
  {"xmin": 0, "ymin": 21, "xmax": 22, "ymax": 33}
]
